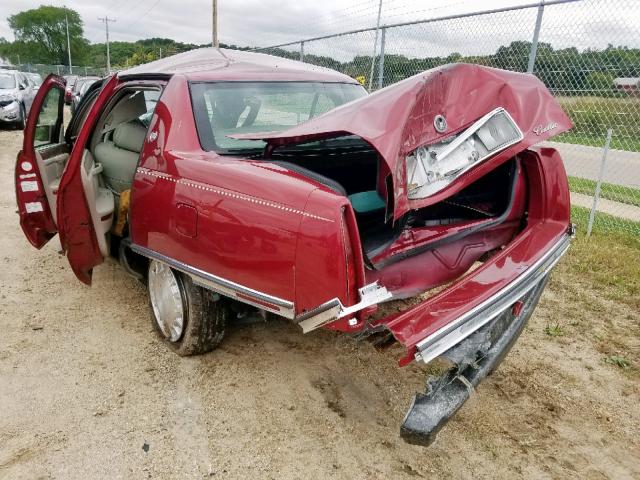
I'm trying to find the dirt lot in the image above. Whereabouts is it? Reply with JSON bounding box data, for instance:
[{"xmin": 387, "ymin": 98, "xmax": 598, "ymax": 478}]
[{"xmin": 1, "ymin": 127, "xmax": 639, "ymax": 479}]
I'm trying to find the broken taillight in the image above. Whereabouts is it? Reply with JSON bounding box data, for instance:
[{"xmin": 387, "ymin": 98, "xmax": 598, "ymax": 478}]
[{"xmin": 406, "ymin": 107, "xmax": 523, "ymax": 199}]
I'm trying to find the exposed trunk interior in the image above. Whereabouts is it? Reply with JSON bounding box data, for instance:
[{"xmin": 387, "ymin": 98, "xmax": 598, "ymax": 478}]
[
  {"xmin": 268, "ymin": 136, "xmax": 523, "ymax": 269},
  {"xmin": 269, "ymin": 135, "xmax": 379, "ymax": 196}
]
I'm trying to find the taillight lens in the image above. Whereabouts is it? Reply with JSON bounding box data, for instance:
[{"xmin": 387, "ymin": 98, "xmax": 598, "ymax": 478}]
[{"xmin": 406, "ymin": 107, "xmax": 523, "ymax": 199}]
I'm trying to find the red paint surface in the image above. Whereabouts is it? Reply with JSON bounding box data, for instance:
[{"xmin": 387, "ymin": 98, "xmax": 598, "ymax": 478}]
[
  {"xmin": 17, "ymin": 51, "xmax": 572, "ymax": 362},
  {"xmin": 14, "ymin": 74, "xmax": 66, "ymax": 248},
  {"xmin": 130, "ymin": 75, "xmax": 345, "ymax": 307},
  {"xmin": 372, "ymin": 147, "xmax": 571, "ymax": 365},
  {"xmin": 232, "ymin": 63, "xmax": 573, "ymax": 220}
]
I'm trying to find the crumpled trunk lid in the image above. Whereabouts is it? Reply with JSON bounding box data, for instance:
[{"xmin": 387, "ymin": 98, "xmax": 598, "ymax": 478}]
[{"xmin": 230, "ymin": 63, "xmax": 572, "ymax": 220}]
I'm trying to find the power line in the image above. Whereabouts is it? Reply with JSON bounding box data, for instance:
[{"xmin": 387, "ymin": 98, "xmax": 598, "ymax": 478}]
[{"xmin": 120, "ymin": 0, "xmax": 161, "ymax": 30}]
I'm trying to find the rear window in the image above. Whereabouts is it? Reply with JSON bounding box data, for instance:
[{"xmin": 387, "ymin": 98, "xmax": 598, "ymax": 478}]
[{"xmin": 189, "ymin": 81, "xmax": 366, "ymax": 153}]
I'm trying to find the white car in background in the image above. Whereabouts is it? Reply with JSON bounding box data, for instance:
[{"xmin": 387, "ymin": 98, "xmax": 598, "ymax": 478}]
[
  {"xmin": 0, "ymin": 70, "xmax": 37, "ymax": 129},
  {"xmin": 27, "ymin": 73, "xmax": 43, "ymax": 91}
]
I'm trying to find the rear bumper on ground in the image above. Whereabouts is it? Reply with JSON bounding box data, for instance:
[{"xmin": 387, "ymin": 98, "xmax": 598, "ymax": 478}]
[
  {"xmin": 395, "ymin": 227, "xmax": 573, "ymax": 445},
  {"xmin": 400, "ymin": 270, "xmax": 552, "ymax": 446}
]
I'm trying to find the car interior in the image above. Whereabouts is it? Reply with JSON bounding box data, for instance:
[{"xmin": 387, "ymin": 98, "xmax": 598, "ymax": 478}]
[
  {"xmin": 84, "ymin": 88, "xmax": 159, "ymax": 254},
  {"xmin": 34, "ymin": 85, "xmax": 159, "ymax": 258}
]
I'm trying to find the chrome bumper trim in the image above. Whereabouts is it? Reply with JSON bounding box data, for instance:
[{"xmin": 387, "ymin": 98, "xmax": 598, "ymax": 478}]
[
  {"xmin": 130, "ymin": 244, "xmax": 295, "ymax": 318},
  {"xmin": 296, "ymin": 282, "xmax": 392, "ymax": 333},
  {"xmin": 414, "ymin": 232, "xmax": 571, "ymax": 364}
]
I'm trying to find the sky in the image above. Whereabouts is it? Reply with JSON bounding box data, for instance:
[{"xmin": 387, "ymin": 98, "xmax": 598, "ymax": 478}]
[{"xmin": 1, "ymin": 0, "xmax": 639, "ymax": 59}]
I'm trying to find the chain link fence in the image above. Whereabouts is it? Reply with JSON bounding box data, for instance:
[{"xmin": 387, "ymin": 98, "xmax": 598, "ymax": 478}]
[
  {"xmin": 256, "ymin": 0, "xmax": 640, "ymax": 236},
  {"xmin": 7, "ymin": 63, "xmax": 106, "ymax": 78}
]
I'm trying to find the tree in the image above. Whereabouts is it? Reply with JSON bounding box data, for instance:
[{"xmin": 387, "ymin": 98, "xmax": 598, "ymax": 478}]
[
  {"xmin": 585, "ymin": 72, "xmax": 615, "ymax": 95},
  {"xmin": 8, "ymin": 6, "xmax": 89, "ymax": 65}
]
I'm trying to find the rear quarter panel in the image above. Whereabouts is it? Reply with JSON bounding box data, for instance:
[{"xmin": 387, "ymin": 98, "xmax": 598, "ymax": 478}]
[{"xmin": 130, "ymin": 75, "xmax": 349, "ymax": 306}]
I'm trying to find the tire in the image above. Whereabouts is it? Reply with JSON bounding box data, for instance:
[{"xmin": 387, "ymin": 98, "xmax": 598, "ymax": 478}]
[
  {"xmin": 148, "ymin": 260, "xmax": 228, "ymax": 356},
  {"xmin": 15, "ymin": 104, "xmax": 26, "ymax": 130}
]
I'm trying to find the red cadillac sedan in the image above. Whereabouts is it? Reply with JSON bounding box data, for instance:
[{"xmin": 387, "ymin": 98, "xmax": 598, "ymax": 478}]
[{"xmin": 15, "ymin": 48, "xmax": 574, "ymax": 445}]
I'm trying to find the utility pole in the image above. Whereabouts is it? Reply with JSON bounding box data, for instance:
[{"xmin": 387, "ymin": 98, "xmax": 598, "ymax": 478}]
[
  {"xmin": 98, "ymin": 16, "xmax": 116, "ymax": 73},
  {"xmin": 212, "ymin": 0, "xmax": 219, "ymax": 47},
  {"xmin": 65, "ymin": 6, "xmax": 73, "ymax": 74}
]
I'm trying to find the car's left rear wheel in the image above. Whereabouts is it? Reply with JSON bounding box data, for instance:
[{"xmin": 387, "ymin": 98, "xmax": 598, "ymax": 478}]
[{"xmin": 148, "ymin": 260, "xmax": 228, "ymax": 356}]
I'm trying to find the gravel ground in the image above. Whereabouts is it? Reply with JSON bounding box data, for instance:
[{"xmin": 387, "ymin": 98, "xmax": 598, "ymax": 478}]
[{"xmin": 1, "ymin": 127, "xmax": 639, "ymax": 479}]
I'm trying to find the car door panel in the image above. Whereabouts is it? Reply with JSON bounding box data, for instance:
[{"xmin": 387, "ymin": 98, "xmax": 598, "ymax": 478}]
[{"xmin": 15, "ymin": 74, "xmax": 67, "ymax": 248}]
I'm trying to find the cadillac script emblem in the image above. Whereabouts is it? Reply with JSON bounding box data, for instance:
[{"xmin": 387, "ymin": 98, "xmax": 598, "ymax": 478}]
[{"xmin": 533, "ymin": 122, "xmax": 558, "ymax": 136}]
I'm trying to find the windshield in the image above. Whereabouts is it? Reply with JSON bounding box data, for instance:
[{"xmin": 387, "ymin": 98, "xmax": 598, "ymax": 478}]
[
  {"xmin": 190, "ymin": 81, "xmax": 367, "ymax": 153},
  {"xmin": 0, "ymin": 73, "xmax": 16, "ymax": 89}
]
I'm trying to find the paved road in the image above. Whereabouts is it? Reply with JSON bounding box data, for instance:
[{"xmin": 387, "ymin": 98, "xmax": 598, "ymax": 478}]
[{"xmin": 544, "ymin": 141, "xmax": 640, "ymax": 189}]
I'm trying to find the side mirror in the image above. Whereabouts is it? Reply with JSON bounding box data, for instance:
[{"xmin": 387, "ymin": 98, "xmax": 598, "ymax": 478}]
[{"xmin": 19, "ymin": 84, "xmax": 26, "ymax": 91}]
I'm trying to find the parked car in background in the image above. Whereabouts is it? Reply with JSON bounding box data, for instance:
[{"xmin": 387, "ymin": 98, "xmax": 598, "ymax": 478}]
[
  {"xmin": 27, "ymin": 73, "xmax": 43, "ymax": 91},
  {"xmin": 70, "ymin": 77, "xmax": 100, "ymax": 114},
  {"xmin": 0, "ymin": 70, "xmax": 37, "ymax": 129},
  {"xmin": 63, "ymin": 74, "xmax": 78, "ymax": 104},
  {"xmin": 15, "ymin": 48, "xmax": 574, "ymax": 446}
]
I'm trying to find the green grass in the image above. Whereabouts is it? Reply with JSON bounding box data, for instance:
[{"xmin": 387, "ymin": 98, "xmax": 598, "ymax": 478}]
[
  {"xmin": 568, "ymin": 176, "xmax": 640, "ymax": 208},
  {"xmin": 556, "ymin": 96, "xmax": 640, "ymax": 153},
  {"xmin": 569, "ymin": 206, "xmax": 640, "ymax": 308},
  {"xmin": 544, "ymin": 324, "xmax": 565, "ymax": 337},
  {"xmin": 572, "ymin": 205, "xmax": 640, "ymax": 237},
  {"xmin": 555, "ymin": 131, "xmax": 640, "ymax": 152},
  {"xmin": 603, "ymin": 355, "xmax": 631, "ymax": 369}
]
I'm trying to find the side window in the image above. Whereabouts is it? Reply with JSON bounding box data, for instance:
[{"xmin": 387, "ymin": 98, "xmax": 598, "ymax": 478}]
[
  {"xmin": 34, "ymin": 87, "xmax": 64, "ymax": 148},
  {"xmin": 139, "ymin": 90, "xmax": 160, "ymax": 126},
  {"xmin": 69, "ymin": 90, "xmax": 99, "ymax": 139}
]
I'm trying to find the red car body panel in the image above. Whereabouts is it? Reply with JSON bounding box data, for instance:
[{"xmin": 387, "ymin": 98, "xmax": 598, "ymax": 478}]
[
  {"xmin": 127, "ymin": 61, "xmax": 572, "ymax": 345},
  {"xmin": 17, "ymin": 49, "xmax": 572, "ymax": 366},
  {"xmin": 130, "ymin": 75, "xmax": 353, "ymax": 313},
  {"xmin": 14, "ymin": 75, "xmax": 65, "ymax": 248},
  {"xmin": 372, "ymin": 147, "xmax": 571, "ymax": 365},
  {"xmin": 232, "ymin": 63, "xmax": 572, "ymax": 220},
  {"xmin": 15, "ymin": 49, "xmax": 576, "ymax": 445}
]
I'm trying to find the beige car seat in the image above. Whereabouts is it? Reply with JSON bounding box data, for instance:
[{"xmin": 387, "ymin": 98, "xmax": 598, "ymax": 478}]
[{"xmin": 94, "ymin": 121, "xmax": 147, "ymax": 193}]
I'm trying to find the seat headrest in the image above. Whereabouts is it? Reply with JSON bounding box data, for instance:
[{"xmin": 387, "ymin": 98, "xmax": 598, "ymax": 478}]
[{"xmin": 113, "ymin": 121, "xmax": 147, "ymax": 153}]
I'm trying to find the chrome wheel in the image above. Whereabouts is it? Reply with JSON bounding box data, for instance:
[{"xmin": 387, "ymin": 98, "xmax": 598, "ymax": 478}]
[{"xmin": 148, "ymin": 260, "xmax": 185, "ymax": 342}]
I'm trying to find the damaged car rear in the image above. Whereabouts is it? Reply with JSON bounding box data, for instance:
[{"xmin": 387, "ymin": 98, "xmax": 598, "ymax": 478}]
[
  {"xmin": 227, "ymin": 63, "xmax": 574, "ymax": 445},
  {"xmin": 15, "ymin": 49, "xmax": 573, "ymax": 446}
]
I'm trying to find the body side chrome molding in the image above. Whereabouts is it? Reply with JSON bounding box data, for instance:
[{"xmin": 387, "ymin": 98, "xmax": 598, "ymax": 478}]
[
  {"xmin": 130, "ymin": 244, "xmax": 296, "ymax": 318},
  {"xmin": 130, "ymin": 244, "xmax": 392, "ymax": 332},
  {"xmin": 296, "ymin": 282, "xmax": 392, "ymax": 333},
  {"xmin": 414, "ymin": 232, "xmax": 572, "ymax": 364}
]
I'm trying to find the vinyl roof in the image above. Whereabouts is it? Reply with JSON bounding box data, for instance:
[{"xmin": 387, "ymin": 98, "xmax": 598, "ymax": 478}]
[{"xmin": 119, "ymin": 47, "xmax": 359, "ymax": 84}]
